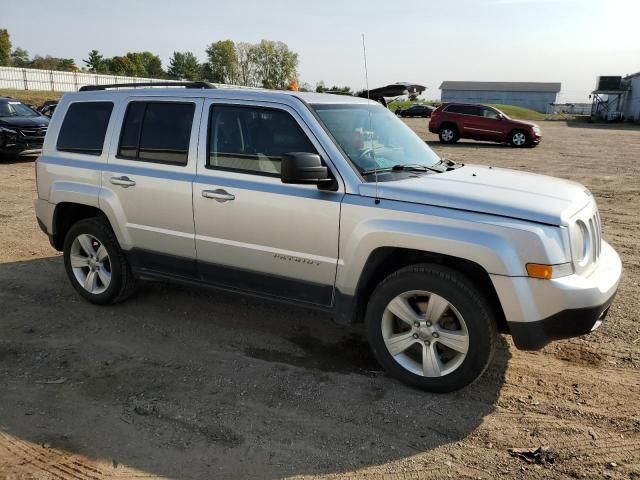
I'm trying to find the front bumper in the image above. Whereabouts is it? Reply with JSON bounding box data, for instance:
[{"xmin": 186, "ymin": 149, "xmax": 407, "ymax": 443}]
[{"xmin": 492, "ymin": 240, "xmax": 622, "ymax": 350}]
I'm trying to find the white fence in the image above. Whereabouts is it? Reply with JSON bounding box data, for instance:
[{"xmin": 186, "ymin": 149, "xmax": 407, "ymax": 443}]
[{"xmin": 0, "ymin": 66, "xmax": 168, "ymax": 92}]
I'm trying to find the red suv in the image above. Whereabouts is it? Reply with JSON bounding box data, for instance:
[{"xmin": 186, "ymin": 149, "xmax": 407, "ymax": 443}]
[{"xmin": 428, "ymin": 103, "xmax": 541, "ymax": 147}]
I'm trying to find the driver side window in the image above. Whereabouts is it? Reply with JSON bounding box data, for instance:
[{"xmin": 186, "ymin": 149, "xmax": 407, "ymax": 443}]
[{"xmin": 207, "ymin": 106, "xmax": 317, "ymax": 177}]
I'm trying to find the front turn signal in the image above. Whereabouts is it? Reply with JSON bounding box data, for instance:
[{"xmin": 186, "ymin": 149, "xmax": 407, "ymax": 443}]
[
  {"xmin": 526, "ymin": 263, "xmax": 573, "ymax": 280},
  {"xmin": 526, "ymin": 263, "xmax": 553, "ymax": 279}
]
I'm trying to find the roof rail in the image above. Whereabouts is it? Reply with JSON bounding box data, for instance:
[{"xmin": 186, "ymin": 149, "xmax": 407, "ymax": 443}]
[{"xmin": 78, "ymin": 81, "xmax": 214, "ymax": 92}]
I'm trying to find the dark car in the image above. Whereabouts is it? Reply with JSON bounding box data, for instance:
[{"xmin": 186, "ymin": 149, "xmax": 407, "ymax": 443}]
[
  {"xmin": 428, "ymin": 103, "xmax": 541, "ymax": 147},
  {"xmin": 397, "ymin": 104, "xmax": 435, "ymax": 118},
  {"xmin": 0, "ymin": 97, "xmax": 50, "ymax": 159}
]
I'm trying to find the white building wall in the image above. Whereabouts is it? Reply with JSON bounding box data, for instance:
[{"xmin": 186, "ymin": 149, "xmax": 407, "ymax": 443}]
[
  {"xmin": 625, "ymin": 76, "xmax": 640, "ymax": 122},
  {"xmin": 440, "ymin": 89, "xmax": 558, "ymax": 113}
]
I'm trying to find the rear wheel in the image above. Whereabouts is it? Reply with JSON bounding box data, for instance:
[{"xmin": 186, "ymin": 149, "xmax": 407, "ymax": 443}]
[
  {"xmin": 63, "ymin": 218, "xmax": 136, "ymax": 305},
  {"xmin": 365, "ymin": 264, "xmax": 497, "ymax": 392},
  {"xmin": 509, "ymin": 130, "xmax": 530, "ymax": 148},
  {"xmin": 439, "ymin": 125, "xmax": 459, "ymax": 144}
]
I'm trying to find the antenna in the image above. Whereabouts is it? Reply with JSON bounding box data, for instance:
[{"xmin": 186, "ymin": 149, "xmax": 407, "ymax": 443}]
[{"xmin": 361, "ymin": 33, "xmax": 380, "ymax": 204}]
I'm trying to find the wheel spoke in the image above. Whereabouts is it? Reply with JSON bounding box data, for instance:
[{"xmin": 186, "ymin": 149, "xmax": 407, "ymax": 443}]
[
  {"xmin": 424, "ymin": 294, "xmax": 449, "ymax": 323},
  {"xmin": 435, "ymin": 328, "xmax": 469, "ymax": 354},
  {"xmin": 77, "ymin": 235, "xmax": 96, "ymax": 257},
  {"xmin": 83, "ymin": 270, "xmax": 98, "ymax": 292},
  {"xmin": 96, "ymin": 268, "xmax": 111, "ymax": 287},
  {"xmin": 96, "ymin": 244, "xmax": 109, "ymax": 262},
  {"xmin": 70, "ymin": 254, "xmax": 90, "ymax": 268},
  {"xmin": 422, "ymin": 343, "xmax": 443, "ymax": 377},
  {"xmin": 387, "ymin": 296, "xmax": 422, "ymax": 326},
  {"xmin": 385, "ymin": 331, "xmax": 418, "ymax": 356}
]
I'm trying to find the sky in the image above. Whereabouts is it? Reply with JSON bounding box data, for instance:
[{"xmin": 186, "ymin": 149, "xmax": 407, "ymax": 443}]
[{"xmin": 3, "ymin": 0, "xmax": 639, "ymax": 102}]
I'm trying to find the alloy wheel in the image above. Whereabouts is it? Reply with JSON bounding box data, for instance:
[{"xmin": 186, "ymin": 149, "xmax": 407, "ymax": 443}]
[
  {"xmin": 381, "ymin": 290, "xmax": 469, "ymax": 377},
  {"xmin": 70, "ymin": 234, "xmax": 112, "ymax": 294}
]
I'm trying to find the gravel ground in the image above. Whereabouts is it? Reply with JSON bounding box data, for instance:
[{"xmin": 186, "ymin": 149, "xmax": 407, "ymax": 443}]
[{"xmin": 0, "ymin": 120, "xmax": 638, "ymax": 479}]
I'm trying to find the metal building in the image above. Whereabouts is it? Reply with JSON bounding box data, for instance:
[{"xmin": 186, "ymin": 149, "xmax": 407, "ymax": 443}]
[
  {"xmin": 439, "ymin": 81, "xmax": 561, "ymax": 113},
  {"xmin": 624, "ymin": 72, "xmax": 640, "ymax": 122}
]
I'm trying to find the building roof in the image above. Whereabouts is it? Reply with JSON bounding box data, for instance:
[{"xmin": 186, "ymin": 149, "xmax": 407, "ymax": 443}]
[
  {"xmin": 624, "ymin": 71, "xmax": 640, "ymax": 80},
  {"xmin": 439, "ymin": 81, "xmax": 561, "ymax": 93}
]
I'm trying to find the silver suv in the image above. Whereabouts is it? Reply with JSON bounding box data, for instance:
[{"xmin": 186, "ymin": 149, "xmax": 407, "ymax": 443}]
[{"xmin": 34, "ymin": 82, "xmax": 622, "ymax": 392}]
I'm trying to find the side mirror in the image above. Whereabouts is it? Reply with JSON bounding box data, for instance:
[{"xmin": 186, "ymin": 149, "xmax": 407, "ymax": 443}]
[
  {"xmin": 497, "ymin": 113, "xmax": 505, "ymax": 120},
  {"xmin": 281, "ymin": 152, "xmax": 336, "ymax": 189}
]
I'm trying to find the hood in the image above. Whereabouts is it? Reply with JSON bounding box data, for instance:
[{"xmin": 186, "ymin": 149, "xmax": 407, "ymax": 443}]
[
  {"xmin": 359, "ymin": 165, "xmax": 591, "ymax": 226},
  {"xmin": 510, "ymin": 118, "xmax": 538, "ymax": 128},
  {"xmin": 0, "ymin": 116, "xmax": 49, "ymax": 128}
]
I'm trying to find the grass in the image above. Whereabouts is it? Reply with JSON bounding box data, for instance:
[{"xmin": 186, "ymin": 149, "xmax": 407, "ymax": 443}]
[{"xmin": 0, "ymin": 89, "xmax": 63, "ymax": 107}]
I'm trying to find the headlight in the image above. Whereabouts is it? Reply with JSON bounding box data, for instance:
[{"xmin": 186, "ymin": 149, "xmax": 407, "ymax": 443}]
[
  {"xmin": 0, "ymin": 127, "xmax": 19, "ymax": 146},
  {"xmin": 533, "ymin": 126, "xmax": 541, "ymax": 133},
  {"xmin": 572, "ymin": 219, "xmax": 591, "ymax": 266}
]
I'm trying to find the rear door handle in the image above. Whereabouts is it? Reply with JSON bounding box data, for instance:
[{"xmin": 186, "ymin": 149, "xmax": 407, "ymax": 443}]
[
  {"xmin": 202, "ymin": 189, "xmax": 235, "ymax": 202},
  {"xmin": 110, "ymin": 176, "xmax": 136, "ymax": 188}
]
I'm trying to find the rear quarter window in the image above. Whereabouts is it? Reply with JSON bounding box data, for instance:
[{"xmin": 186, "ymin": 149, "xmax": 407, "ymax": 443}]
[{"xmin": 56, "ymin": 102, "xmax": 114, "ymax": 155}]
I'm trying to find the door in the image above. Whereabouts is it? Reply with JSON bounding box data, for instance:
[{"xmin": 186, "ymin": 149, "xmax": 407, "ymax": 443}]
[
  {"xmin": 465, "ymin": 106, "xmax": 504, "ymax": 140},
  {"xmin": 101, "ymin": 97, "xmax": 204, "ymax": 276},
  {"xmin": 193, "ymin": 100, "xmax": 343, "ymax": 306}
]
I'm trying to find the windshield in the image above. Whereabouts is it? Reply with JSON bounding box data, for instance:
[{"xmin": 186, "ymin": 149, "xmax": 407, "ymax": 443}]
[
  {"xmin": 312, "ymin": 103, "xmax": 441, "ymax": 176},
  {"xmin": 0, "ymin": 101, "xmax": 39, "ymax": 118}
]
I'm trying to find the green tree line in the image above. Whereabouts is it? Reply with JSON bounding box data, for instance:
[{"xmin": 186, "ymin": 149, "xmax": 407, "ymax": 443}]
[{"xmin": 0, "ymin": 29, "xmax": 300, "ymax": 90}]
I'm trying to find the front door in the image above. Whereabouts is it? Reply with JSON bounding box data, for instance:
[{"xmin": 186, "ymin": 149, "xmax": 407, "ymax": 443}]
[
  {"xmin": 101, "ymin": 97, "xmax": 204, "ymax": 276},
  {"xmin": 192, "ymin": 100, "xmax": 343, "ymax": 306}
]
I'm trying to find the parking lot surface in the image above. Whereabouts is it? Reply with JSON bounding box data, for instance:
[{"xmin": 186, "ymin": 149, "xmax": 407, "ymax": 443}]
[{"xmin": 0, "ymin": 120, "xmax": 639, "ymax": 479}]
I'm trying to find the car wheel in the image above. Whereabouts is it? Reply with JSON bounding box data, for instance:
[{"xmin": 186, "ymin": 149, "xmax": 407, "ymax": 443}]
[
  {"xmin": 365, "ymin": 264, "xmax": 497, "ymax": 392},
  {"xmin": 63, "ymin": 218, "xmax": 136, "ymax": 305},
  {"xmin": 509, "ymin": 130, "xmax": 530, "ymax": 148},
  {"xmin": 438, "ymin": 125, "xmax": 459, "ymax": 144}
]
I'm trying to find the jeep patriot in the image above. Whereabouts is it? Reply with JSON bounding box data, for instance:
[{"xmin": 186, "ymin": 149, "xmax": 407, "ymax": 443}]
[{"xmin": 34, "ymin": 82, "xmax": 622, "ymax": 392}]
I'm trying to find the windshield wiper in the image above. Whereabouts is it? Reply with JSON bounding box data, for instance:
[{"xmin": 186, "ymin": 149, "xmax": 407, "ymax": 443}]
[{"xmin": 391, "ymin": 163, "xmax": 445, "ymax": 173}]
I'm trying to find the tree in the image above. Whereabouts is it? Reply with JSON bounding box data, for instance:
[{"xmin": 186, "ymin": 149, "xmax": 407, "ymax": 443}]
[
  {"xmin": 235, "ymin": 42, "xmax": 257, "ymax": 87},
  {"xmin": 252, "ymin": 40, "xmax": 298, "ymax": 90},
  {"xmin": 30, "ymin": 55, "xmax": 77, "ymax": 71},
  {"xmin": 58, "ymin": 58, "xmax": 77, "ymax": 71},
  {"xmin": 0, "ymin": 29, "xmax": 11, "ymax": 66},
  {"xmin": 11, "ymin": 47, "xmax": 29, "ymax": 67},
  {"xmin": 83, "ymin": 49, "xmax": 107, "ymax": 73},
  {"xmin": 125, "ymin": 51, "xmax": 164, "ymax": 77},
  {"xmin": 205, "ymin": 40, "xmax": 238, "ymax": 84},
  {"xmin": 167, "ymin": 51, "xmax": 201, "ymax": 81},
  {"xmin": 105, "ymin": 56, "xmax": 137, "ymax": 76}
]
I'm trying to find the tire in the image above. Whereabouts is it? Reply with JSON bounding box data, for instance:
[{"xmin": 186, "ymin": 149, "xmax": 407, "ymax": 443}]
[
  {"xmin": 63, "ymin": 217, "xmax": 136, "ymax": 305},
  {"xmin": 509, "ymin": 130, "xmax": 530, "ymax": 148},
  {"xmin": 438, "ymin": 125, "xmax": 459, "ymax": 144},
  {"xmin": 365, "ymin": 264, "xmax": 497, "ymax": 392}
]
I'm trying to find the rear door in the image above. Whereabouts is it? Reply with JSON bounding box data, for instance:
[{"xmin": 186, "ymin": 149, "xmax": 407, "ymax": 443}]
[
  {"xmin": 101, "ymin": 96, "xmax": 204, "ymax": 276},
  {"xmin": 192, "ymin": 99, "xmax": 343, "ymax": 306}
]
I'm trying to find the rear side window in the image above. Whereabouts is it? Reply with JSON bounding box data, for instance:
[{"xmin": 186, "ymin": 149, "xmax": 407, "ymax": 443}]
[
  {"xmin": 118, "ymin": 102, "xmax": 195, "ymax": 166},
  {"xmin": 207, "ymin": 105, "xmax": 316, "ymax": 176},
  {"xmin": 57, "ymin": 102, "xmax": 113, "ymax": 155}
]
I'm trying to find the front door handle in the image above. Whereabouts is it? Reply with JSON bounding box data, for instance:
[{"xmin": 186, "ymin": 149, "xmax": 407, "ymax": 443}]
[
  {"xmin": 110, "ymin": 176, "xmax": 136, "ymax": 188},
  {"xmin": 202, "ymin": 189, "xmax": 235, "ymax": 202}
]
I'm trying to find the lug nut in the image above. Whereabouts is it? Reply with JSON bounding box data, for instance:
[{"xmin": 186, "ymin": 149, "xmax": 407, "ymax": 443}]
[
  {"xmin": 425, "ymin": 340, "xmax": 430, "ymax": 346},
  {"xmin": 414, "ymin": 321, "xmax": 420, "ymax": 327},
  {"xmin": 412, "ymin": 333, "xmax": 419, "ymax": 339},
  {"xmin": 432, "ymin": 332, "xmax": 439, "ymax": 338},
  {"xmin": 426, "ymin": 321, "xmax": 432, "ymax": 327}
]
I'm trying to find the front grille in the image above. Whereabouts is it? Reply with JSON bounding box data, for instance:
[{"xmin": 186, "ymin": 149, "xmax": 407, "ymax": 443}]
[{"xmin": 18, "ymin": 126, "xmax": 48, "ymax": 138}]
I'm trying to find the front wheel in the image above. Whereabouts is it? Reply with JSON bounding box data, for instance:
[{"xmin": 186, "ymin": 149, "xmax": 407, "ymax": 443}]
[
  {"xmin": 365, "ymin": 264, "xmax": 497, "ymax": 392},
  {"xmin": 509, "ymin": 130, "xmax": 530, "ymax": 148}
]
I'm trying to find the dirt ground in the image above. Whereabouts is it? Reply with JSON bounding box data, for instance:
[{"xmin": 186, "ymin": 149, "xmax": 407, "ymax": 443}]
[{"xmin": 0, "ymin": 120, "xmax": 639, "ymax": 480}]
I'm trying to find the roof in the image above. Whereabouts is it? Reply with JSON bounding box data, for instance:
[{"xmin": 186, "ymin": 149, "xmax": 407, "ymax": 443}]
[
  {"xmin": 439, "ymin": 81, "xmax": 561, "ymax": 93},
  {"xmin": 62, "ymin": 87, "xmax": 374, "ymax": 105},
  {"xmin": 624, "ymin": 71, "xmax": 640, "ymax": 80}
]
